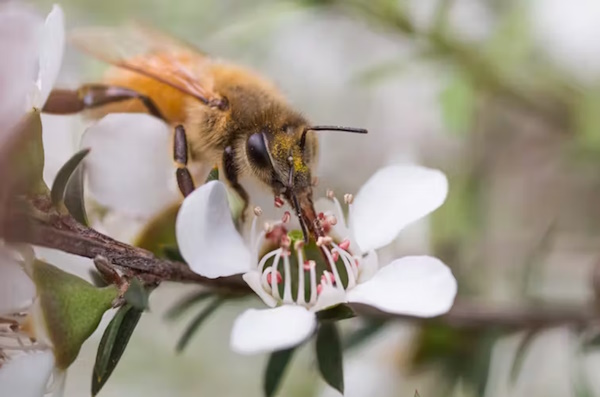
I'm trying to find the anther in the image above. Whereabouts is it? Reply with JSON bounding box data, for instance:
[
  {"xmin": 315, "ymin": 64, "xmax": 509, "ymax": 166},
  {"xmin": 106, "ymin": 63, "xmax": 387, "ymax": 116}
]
[
  {"xmin": 253, "ymin": 206, "xmax": 263, "ymax": 216},
  {"xmin": 303, "ymin": 260, "xmax": 315, "ymax": 271},
  {"xmin": 266, "ymin": 271, "xmax": 282, "ymax": 284},
  {"xmin": 274, "ymin": 196, "xmax": 285, "ymax": 208},
  {"xmin": 321, "ymin": 271, "xmax": 335, "ymax": 284},
  {"xmin": 344, "ymin": 193, "xmax": 354, "ymax": 204},
  {"xmin": 316, "ymin": 236, "xmax": 333, "ymax": 247},
  {"xmin": 317, "ymin": 284, "xmax": 324, "ymax": 295},
  {"xmin": 339, "ymin": 239, "xmax": 351, "ymax": 251},
  {"xmin": 326, "ymin": 189, "xmax": 335, "ymax": 199},
  {"xmin": 264, "ymin": 222, "xmax": 274, "ymax": 233},
  {"xmin": 332, "ymin": 251, "xmax": 340, "ymax": 262},
  {"xmin": 282, "ymin": 211, "xmax": 291, "ymax": 223}
]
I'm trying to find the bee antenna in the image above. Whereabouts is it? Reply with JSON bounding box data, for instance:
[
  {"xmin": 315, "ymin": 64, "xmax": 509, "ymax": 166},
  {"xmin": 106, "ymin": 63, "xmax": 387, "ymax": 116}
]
[{"xmin": 301, "ymin": 125, "xmax": 368, "ymax": 148}]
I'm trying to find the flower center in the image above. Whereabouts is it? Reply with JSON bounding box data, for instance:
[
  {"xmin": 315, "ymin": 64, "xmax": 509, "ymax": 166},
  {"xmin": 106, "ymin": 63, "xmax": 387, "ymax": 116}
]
[
  {"xmin": 0, "ymin": 314, "xmax": 43, "ymax": 365},
  {"xmin": 252, "ymin": 217, "xmax": 360, "ymax": 309}
]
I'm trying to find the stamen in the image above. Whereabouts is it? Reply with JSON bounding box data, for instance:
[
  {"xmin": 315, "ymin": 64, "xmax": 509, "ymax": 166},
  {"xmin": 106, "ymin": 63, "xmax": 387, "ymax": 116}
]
[
  {"xmin": 281, "ymin": 211, "xmax": 291, "ymax": 223},
  {"xmin": 282, "ymin": 254, "xmax": 293, "ymax": 304},
  {"xmin": 344, "ymin": 193, "xmax": 354, "ymax": 204},
  {"xmin": 326, "ymin": 189, "xmax": 335, "ymax": 199},
  {"xmin": 270, "ymin": 251, "xmax": 282, "ymax": 300},
  {"xmin": 333, "ymin": 244, "xmax": 357, "ymax": 289},
  {"xmin": 296, "ymin": 245, "xmax": 306, "ymax": 305},
  {"xmin": 322, "ymin": 248, "xmax": 344, "ymax": 290},
  {"xmin": 257, "ymin": 249, "xmax": 280, "ymax": 272},
  {"xmin": 253, "ymin": 206, "xmax": 263, "ymax": 216},
  {"xmin": 264, "ymin": 222, "xmax": 273, "ymax": 233},
  {"xmin": 316, "ymin": 236, "xmax": 333, "ymax": 247},
  {"xmin": 266, "ymin": 271, "xmax": 282, "ymax": 285},
  {"xmin": 309, "ymin": 261, "xmax": 317, "ymax": 305}
]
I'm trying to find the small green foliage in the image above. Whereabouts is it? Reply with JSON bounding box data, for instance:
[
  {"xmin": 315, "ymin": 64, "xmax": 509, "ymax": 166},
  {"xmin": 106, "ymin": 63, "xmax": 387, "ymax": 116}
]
[
  {"xmin": 135, "ymin": 203, "xmax": 180, "ymax": 257},
  {"xmin": 12, "ymin": 110, "xmax": 46, "ymax": 194},
  {"xmin": 343, "ymin": 319, "xmax": 387, "ymax": 351},
  {"xmin": 509, "ymin": 329, "xmax": 539, "ymax": 386},
  {"xmin": 51, "ymin": 148, "xmax": 90, "ymax": 225},
  {"xmin": 31, "ymin": 260, "xmax": 118, "ymax": 369},
  {"xmin": 205, "ymin": 166, "xmax": 219, "ymax": 183},
  {"xmin": 264, "ymin": 347, "xmax": 296, "ymax": 397},
  {"xmin": 440, "ymin": 72, "xmax": 476, "ymax": 136},
  {"xmin": 123, "ymin": 278, "xmax": 150, "ymax": 311},
  {"xmin": 316, "ymin": 322, "xmax": 344, "ymax": 394},
  {"xmin": 316, "ymin": 304, "xmax": 355, "ymax": 322},
  {"xmin": 165, "ymin": 290, "xmax": 215, "ymax": 320},
  {"xmin": 176, "ymin": 297, "xmax": 224, "ymax": 353},
  {"xmin": 51, "ymin": 148, "xmax": 90, "ymax": 207},
  {"xmin": 92, "ymin": 304, "xmax": 143, "ymax": 396},
  {"xmin": 411, "ymin": 322, "xmax": 501, "ymax": 396}
]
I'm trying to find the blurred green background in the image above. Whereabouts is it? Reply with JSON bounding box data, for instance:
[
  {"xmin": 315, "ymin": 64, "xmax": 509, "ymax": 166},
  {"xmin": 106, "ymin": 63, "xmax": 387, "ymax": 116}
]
[{"xmin": 30, "ymin": 0, "xmax": 600, "ymax": 396}]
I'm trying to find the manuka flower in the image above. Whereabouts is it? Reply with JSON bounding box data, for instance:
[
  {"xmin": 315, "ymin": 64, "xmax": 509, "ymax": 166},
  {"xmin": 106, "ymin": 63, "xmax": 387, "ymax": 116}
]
[{"xmin": 176, "ymin": 164, "xmax": 457, "ymax": 354}]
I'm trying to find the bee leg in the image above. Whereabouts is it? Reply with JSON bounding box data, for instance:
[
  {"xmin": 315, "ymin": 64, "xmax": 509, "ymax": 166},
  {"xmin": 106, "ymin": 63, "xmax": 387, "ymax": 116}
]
[
  {"xmin": 174, "ymin": 125, "xmax": 195, "ymax": 197},
  {"xmin": 43, "ymin": 84, "xmax": 165, "ymax": 121},
  {"xmin": 223, "ymin": 145, "xmax": 249, "ymax": 222}
]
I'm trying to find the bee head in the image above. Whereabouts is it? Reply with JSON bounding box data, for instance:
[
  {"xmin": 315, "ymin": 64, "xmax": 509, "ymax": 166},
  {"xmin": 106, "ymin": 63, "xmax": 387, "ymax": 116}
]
[{"xmin": 244, "ymin": 118, "xmax": 367, "ymax": 242}]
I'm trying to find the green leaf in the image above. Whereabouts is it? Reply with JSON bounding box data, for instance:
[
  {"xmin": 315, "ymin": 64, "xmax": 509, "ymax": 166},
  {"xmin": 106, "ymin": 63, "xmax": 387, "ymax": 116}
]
[
  {"xmin": 316, "ymin": 322, "xmax": 344, "ymax": 394},
  {"xmin": 343, "ymin": 319, "xmax": 386, "ymax": 351},
  {"xmin": 11, "ymin": 110, "xmax": 46, "ymax": 194},
  {"xmin": 205, "ymin": 166, "xmax": 219, "ymax": 183},
  {"xmin": 440, "ymin": 72, "xmax": 476, "ymax": 135},
  {"xmin": 316, "ymin": 304, "xmax": 355, "ymax": 322},
  {"xmin": 64, "ymin": 156, "xmax": 89, "ymax": 226},
  {"xmin": 509, "ymin": 329, "xmax": 538, "ymax": 385},
  {"xmin": 123, "ymin": 278, "xmax": 149, "ymax": 311},
  {"xmin": 30, "ymin": 260, "xmax": 118, "ymax": 369},
  {"xmin": 92, "ymin": 304, "xmax": 143, "ymax": 396},
  {"xmin": 264, "ymin": 347, "xmax": 296, "ymax": 397},
  {"xmin": 176, "ymin": 297, "xmax": 223, "ymax": 353},
  {"xmin": 51, "ymin": 148, "xmax": 90, "ymax": 207},
  {"xmin": 575, "ymin": 91, "xmax": 600, "ymax": 153},
  {"xmin": 135, "ymin": 203, "xmax": 179, "ymax": 257},
  {"xmin": 161, "ymin": 245, "xmax": 185, "ymax": 262},
  {"xmin": 165, "ymin": 290, "xmax": 214, "ymax": 320}
]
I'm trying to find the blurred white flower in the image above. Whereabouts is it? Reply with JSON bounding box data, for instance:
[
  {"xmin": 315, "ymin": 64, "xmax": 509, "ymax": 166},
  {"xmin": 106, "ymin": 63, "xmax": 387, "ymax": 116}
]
[
  {"xmin": 0, "ymin": 3, "xmax": 64, "ymax": 134},
  {"xmin": 0, "ymin": 246, "xmax": 64, "ymax": 397},
  {"xmin": 175, "ymin": 164, "xmax": 457, "ymax": 354},
  {"xmin": 81, "ymin": 114, "xmax": 183, "ymax": 220}
]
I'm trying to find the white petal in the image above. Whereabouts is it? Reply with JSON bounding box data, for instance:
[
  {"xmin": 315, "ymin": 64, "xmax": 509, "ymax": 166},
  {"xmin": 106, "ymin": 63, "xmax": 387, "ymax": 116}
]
[
  {"xmin": 176, "ymin": 181, "xmax": 251, "ymax": 278},
  {"xmin": 357, "ymin": 250, "xmax": 379, "ymax": 283},
  {"xmin": 0, "ymin": 4, "xmax": 41, "ymax": 131},
  {"xmin": 230, "ymin": 306, "xmax": 316, "ymax": 354},
  {"xmin": 0, "ymin": 248, "xmax": 35, "ymax": 315},
  {"xmin": 347, "ymin": 256, "xmax": 457, "ymax": 317},
  {"xmin": 82, "ymin": 114, "xmax": 179, "ymax": 218},
  {"xmin": 350, "ymin": 165, "xmax": 448, "ymax": 252},
  {"xmin": 311, "ymin": 284, "xmax": 347, "ymax": 312},
  {"xmin": 0, "ymin": 350, "xmax": 55, "ymax": 397},
  {"xmin": 242, "ymin": 271, "xmax": 277, "ymax": 308},
  {"xmin": 34, "ymin": 5, "xmax": 64, "ymax": 108}
]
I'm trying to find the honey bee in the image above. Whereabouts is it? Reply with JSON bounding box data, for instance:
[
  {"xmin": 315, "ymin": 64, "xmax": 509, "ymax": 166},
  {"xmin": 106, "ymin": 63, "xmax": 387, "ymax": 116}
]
[{"xmin": 42, "ymin": 24, "xmax": 367, "ymax": 241}]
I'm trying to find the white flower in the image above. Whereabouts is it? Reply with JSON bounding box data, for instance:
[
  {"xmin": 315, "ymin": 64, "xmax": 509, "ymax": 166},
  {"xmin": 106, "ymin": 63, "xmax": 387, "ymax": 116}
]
[
  {"xmin": 0, "ymin": 246, "xmax": 64, "ymax": 397},
  {"xmin": 176, "ymin": 164, "xmax": 457, "ymax": 354},
  {"xmin": 81, "ymin": 114, "xmax": 182, "ymax": 219},
  {"xmin": 0, "ymin": 3, "xmax": 64, "ymax": 131}
]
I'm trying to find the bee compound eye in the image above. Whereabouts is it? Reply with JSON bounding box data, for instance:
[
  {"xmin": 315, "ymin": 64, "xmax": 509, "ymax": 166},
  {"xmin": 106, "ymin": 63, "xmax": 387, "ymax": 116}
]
[{"xmin": 246, "ymin": 132, "xmax": 272, "ymax": 168}]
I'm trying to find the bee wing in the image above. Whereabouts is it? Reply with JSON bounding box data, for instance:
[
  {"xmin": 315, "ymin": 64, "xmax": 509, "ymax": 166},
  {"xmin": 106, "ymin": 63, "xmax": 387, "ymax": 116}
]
[{"xmin": 70, "ymin": 25, "xmax": 226, "ymax": 108}]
